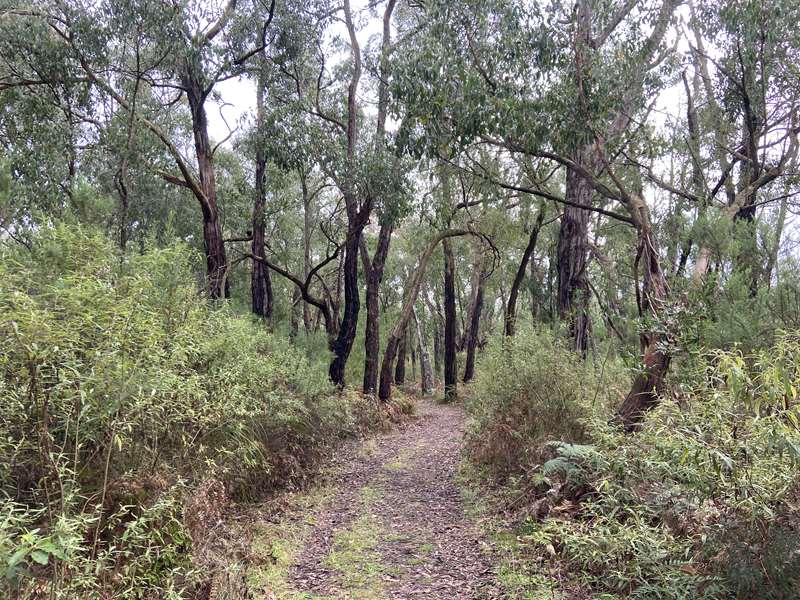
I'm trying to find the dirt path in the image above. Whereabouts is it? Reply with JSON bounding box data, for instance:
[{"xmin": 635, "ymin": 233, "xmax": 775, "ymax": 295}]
[{"xmin": 248, "ymin": 399, "xmax": 500, "ymax": 599}]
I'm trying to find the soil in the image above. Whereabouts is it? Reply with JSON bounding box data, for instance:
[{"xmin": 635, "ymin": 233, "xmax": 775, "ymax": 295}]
[{"xmin": 258, "ymin": 398, "xmax": 501, "ymax": 599}]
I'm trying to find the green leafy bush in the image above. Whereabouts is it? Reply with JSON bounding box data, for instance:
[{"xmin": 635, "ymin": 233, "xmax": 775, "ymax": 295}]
[
  {"xmin": 0, "ymin": 224, "xmax": 375, "ymax": 598},
  {"xmin": 476, "ymin": 334, "xmax": 800, "ymax": 599},
  {"xmin": 465, "ymin": 328, "xmax": 625, "ymax": 476}
]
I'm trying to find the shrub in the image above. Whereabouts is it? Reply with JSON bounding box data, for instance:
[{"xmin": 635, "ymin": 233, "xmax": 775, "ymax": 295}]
[
  {"xmin": 0, "ymin": 224, "xmax": 376, "ymax": 598},
  {"xmin": 489, "ymin": 334, "xmax": 800, "ymax": 599},
  {"xmin": 464, "ymin": 328, "xmax": 625, "ymax": 476}
]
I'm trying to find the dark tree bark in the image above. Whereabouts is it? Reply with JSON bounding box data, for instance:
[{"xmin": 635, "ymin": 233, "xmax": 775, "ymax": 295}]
[
  {"xmin": 183, "ymin": 71, "xmax": 229, "ymax": 299},
  {"xmin": 459, "ymin": 260, "xmax": 482, "ymax": 352},
  {"xmin": 361, "ymin": 223, "xmax": 393, "ymax": 394},
  {"xmin": 378, "ymin": 229, "xmax": 477, "ymax": 402},
  {"xmin": 394, "ymin": 327, "xmax": 407, "ymax": 385},
  {"xmin": 300, "ymin": 169, "xmax": 314, "ymax": 333},
  {"xmin": 442, "ymin": 237, "xmax": 458, "ymax": 402},
  {"xmin": 329, "ymin": 225, "xmax": 362, "ymax": 386},
  {"xmin": 462, "ymin": 275, "xmax": 484, "ymax": 383},
  {"xmin": 505, "ymin": 206, "xmax": 546, "ymax": 335},
  {"xmin": 557, "ymin": 150, "xmax": 596, "ymax": 356},
  {"xmin": 251, "ymin": 67, "xmax": 273, "ymax": 319}
]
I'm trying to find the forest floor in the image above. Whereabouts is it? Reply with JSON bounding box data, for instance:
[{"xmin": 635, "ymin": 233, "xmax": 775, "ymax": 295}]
[{"xmin": 244, "ymin": 397, "xmax": 502, "ymax": 599}]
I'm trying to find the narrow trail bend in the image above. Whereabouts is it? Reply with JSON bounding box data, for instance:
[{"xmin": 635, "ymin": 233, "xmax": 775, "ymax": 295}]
[{"xmin": 255, "ymin": 399, "xmax": 501, "ymax": 599}]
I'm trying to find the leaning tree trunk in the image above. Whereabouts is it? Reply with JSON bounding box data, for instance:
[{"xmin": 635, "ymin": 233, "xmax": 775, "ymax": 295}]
[
  {"xmin": 378, "ymin": 229, "xmax": 476, "ymax": 402},
  {"xmin": 506, "ymin": 206, "xmax": 545, "ymax": 336},
  {"xmin": 459, "ymin": 256, "xmax": 483, "ymax": 352},
  {"xmin": 362, "ymin": 223, "xmax": 393, "ymax": 394},
  {"xmin": 185, "ymin": 76, "xmax": 229, "ymax": 299},
  {"xmin": 614, "ymin": 207, "xmax": 671, "ymax": 432},
  {"xmin": 462, "ymin": 275, "xmax": 484, "ymax": 383},
  {"xmin": 442, "ymin": 238, "xmax": 458, "ymax": 402},
  {"xmin": 557, "ymin": 151, "xmax": 596, "ymax": 355}
]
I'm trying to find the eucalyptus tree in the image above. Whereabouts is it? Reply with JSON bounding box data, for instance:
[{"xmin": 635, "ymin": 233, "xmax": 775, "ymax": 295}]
[
  {"xmin": 0, "ymin": 2, "xmax": 93, "ymax": 230},
  {"xmin": 2, "ymin": 0, "xmax": 280, "ymax": 298},
  {"xmin": 393, "ymin": 0, "xmax": 687, "ymax": 427},
  {"xmin": 260, "ymin": 0, "xmax": 410, "ymax": 386},
  {"xmin": 682, "ymin": 0, "xmax": 800, "ymax": 293}
]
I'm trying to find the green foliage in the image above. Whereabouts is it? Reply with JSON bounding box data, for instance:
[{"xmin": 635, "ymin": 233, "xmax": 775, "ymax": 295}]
[
  {"xmin": 465, "ymin": 328, "xmax": 624, "ymax": 476},
  {"xmin": 0, "ymin": 224, "xmax": 370, "ymax": 598},
  {"xmin": 477, "ymin": 334, "xmax": 800, "ymax": 599}
]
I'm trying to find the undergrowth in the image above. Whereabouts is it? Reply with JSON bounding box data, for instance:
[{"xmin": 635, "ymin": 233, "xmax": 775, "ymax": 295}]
[
  {"xmin": 0, "ymin": 225, "xmax": 402, "ymax": 599},
  {"xmin": 465, "ymin": 329, "xmax": 800, "ymax": 599}
]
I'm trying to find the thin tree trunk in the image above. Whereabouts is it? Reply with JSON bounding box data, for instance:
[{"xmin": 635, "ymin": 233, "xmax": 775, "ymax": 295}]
[
  {"xmin": 251, "ymin": 66, "xmax": 273, "ymax": 320},
  {"xmin": 443, "ymin": 237, "xmax": 458, "ymax": 402},
  {"xmin": 459, "ymin": 256, "xmax": 482, "ymax": 351},
  {"xmin": 506, "ymin": 206, "xmax": 545, "ymax": 335},
  {"xmin": 377, "ymin": 229, "xmax": 476, "ymax": 401},
  {"xmin": 763, "ymin": 191, "xmax": 788, "ymax": 288},
  {"xmin": 301, "ymin": 170, "xmax": 313, "ymax": 333},
  {"xmin": 413, "ymin": 307, "xmax": 433, "ymax": 395},
  {"xmin": 290, "ymin": 285, "xmax": 301, "ymax": 339}
]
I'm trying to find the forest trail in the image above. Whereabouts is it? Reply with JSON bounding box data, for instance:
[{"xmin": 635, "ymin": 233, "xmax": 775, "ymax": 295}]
[{"xmin": 249, "ymin": 399, "xmax": 501, "ymax": 599}]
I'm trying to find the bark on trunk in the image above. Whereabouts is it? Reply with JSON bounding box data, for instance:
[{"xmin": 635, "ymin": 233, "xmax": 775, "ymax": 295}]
[
  {"xmin": 394, "ymin": 328, "xmax": 407, "ymax": 385},
  {"xmin": 443, "ymin": 238, "xmax": 458, "ymax": 402},
  {"xmin": 557, "ymin": 150, "xmax": 595, "ymax": 356},
  {"xmin": 185, "ymin": 77, "xmax": 229, "ymax": 299},
  {"xmin": 459, "ymin": 258, "xmax": 482, "ymax": 352},
  {"xmin": 614, "ymin": 207, "xmax": 671, "ymax": 431},
  {"xmin": 251, "ymin": 70, "xmax": 273, "ymax": 320},
  {"xmin": 413, "ymin": 307, "xmax": 434, "ymax": 395},
  {"xmin": 763, "ymin": 191, "xmax": 788, "ymax": 288},
  {"xmin": 290, "ymin": 285, "xmax": 301, "ymax": 339},
  {"xmin": 361, "ymin": 224, "xmax": 393, "ymax": 394},
  {"xmin": 377, "ymin": 229, "xmax": 474, "ymax": 401},
  {"xmin": 301, "ymin": 170, "xmax": 314, "ymax": 333},
  {"xmin": 506, "ymin": 206, "xmax": 545, "ymax": 336},
  {"xmin": 328, "ymin": 224, "xmax": 362, "ymax": 386},
  {"xmin": 462, "ymin": 276, "xmax": 484, "ymax": 383}
]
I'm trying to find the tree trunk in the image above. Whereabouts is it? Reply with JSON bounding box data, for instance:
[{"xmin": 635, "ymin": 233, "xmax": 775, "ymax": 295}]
[
  {"xmin": 462, "ymin": 275, "xmax": 484, "ymax": 383},
  {"xmin": 328, "ymin": 223, "xmax": 362, "ymax": 386},
  {"xmin": 185, "ymin": 77, "xmax": 229, "ymax": 299},
  {"xmin": 506, "ymin": 205, "xmax": 545, "ymax": 335},
  {"xmin": 614, "ymin": 208, "xmax": 671, "ymax": 431},
  {"xmin": 251, "ymin": 69, "xmax": 273, "ymax": 320},
  {"xmin": 378, "ymin": 229, "xmax": 474, "ymax": 401},
  {"xmin": 290, "ymin": 286, "xmax": 301, "ymax": 339},
  {"xmin": 557, "ymin": 150, "xmax": 595, "ymax": 355},
  {"xmin": 763, "ymin": 190, "xmax": 788, "ymax": 288},
  {"xmin": 362, "ymin": 223, "xmax": 393, "ymax": 394},
  {"xmin": 459, "ymin": 257, "xmax": 482, "ymax": 351},
  {"xmin": 413, "ymin": 308, "xmax": 434, "ymax": 395},
  {"xmin": 394, "ymin": 328, "xmax": 407, "ymax": 385},
  {"xmin": 443, "ymin": 238, "xmax": 458, "ymax": 402},
  {"xmin": 301, "ymin": 170, "xmax": 313, "ymax": 333}
]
